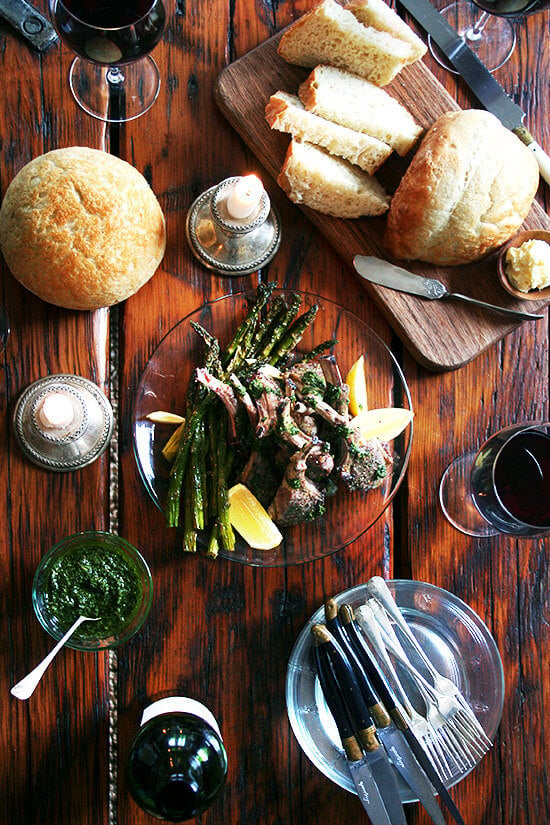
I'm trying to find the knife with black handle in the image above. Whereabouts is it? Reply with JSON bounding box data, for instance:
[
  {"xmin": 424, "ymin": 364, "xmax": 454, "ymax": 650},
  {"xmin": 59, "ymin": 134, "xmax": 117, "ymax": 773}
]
[
  {"xmin": 312, "ymin": 627, "xmax": 399, "ymax": 825},
  {"xmin": 336, "ymin": 608, "xmax": 466, "ymax": 825},
  {"xmin": 338, "ymin": 604, "xmax": 447, "ymax": 825},
  {"xmin": 312, "ymin": 623, "xmax": 408, "ymax": 825}
]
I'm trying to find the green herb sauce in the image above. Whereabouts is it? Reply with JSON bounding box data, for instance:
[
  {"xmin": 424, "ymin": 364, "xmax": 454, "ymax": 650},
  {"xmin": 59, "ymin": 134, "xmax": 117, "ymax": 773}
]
[{"xmin": 45, "ymin": 544, "xmax": 143, "ymax": 640}]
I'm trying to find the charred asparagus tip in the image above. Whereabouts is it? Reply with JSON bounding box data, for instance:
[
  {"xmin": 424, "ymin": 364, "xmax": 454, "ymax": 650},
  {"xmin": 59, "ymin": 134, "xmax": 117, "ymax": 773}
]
[
  {"xmin": 324, "ymin": 598, "xmax": 338, "ymax": 621},
  {"xmin": 310, "ymin": 623, "xmax": 331, "ymax": 645}
]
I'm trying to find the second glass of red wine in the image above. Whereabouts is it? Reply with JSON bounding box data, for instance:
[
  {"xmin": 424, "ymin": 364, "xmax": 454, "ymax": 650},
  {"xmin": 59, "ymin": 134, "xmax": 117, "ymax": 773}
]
[
  {"xmin": 49, "ymin": 0, "xmax": 167, "ymax": 123},
  {"xmin": 439, "ymin": 422, "xmax": 550, "ymax": 538},
  {"xmin": 429, "ymin": 0, "xmax": 550, "ymax": 73}
]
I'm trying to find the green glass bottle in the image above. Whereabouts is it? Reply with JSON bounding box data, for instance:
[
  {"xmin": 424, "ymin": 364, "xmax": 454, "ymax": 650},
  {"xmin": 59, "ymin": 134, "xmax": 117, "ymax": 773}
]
[{"xmin": 126, "ymin": 697, "xmax": 228, "ymax": 822}]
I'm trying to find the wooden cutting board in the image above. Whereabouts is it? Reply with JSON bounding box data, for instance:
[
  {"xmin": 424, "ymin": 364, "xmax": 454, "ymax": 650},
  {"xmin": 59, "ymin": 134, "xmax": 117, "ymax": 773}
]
[{"xmin": 215, "ymin": 31, "xmax": 550, "ymax": 371}]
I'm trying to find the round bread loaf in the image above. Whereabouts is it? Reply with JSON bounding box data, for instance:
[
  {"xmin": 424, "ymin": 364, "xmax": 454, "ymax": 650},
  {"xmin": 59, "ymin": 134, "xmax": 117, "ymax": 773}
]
[
  {"xmin": 384, "ymin": 110, "xmax": 539, "ymax": 266},
  {"xmin": 0, "ymin": 147, "xmax": 166, "ymax": 309}
]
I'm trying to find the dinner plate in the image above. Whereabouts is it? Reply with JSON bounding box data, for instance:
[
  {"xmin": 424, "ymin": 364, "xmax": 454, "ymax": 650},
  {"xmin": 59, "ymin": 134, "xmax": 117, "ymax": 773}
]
[
  {"xmin": 133, "ymin": 289, "xmax": 413, "ymax": 567},
  {"xmin": 286, "ymin": 580, "xmax": 504, "ymax": 802}
]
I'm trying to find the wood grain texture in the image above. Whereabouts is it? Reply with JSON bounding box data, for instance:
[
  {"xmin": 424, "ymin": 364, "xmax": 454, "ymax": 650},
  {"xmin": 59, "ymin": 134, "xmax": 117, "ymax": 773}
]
[
  {"xmin": 0, "ymin": 6, "xmax": 112, "ymax": 824},
  {"xmin": 1, "ymin": 1, "xmax": 549, "ymax": 824},
  {"xmin": 215, "ymin": 29, "xmax": 550, "ymax": 371}
]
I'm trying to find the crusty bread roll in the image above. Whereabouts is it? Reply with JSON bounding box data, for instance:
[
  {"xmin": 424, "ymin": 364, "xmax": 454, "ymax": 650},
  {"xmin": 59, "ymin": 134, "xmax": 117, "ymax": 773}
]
[
  {"xmin": 385, "ymin": 110, "xmax": 540, "ymax": 265},
  {"xmin": 0, "ymin": 147, "xmax": 166, "ymax": 310},
  {"xmin": 277, "ymin": 139, "xmax": 390, "ymax": 218},
  {"xmin": 299, "ymin": 65, "xmax": 423, "ymax": 156},
  {"xmin": 277, "ymin": 0, "xmax": 419, "ymax": 86},
  {"xmin": 346, "ymin": 0, "xmax": 427, "ymax": 61},
  {"xmin": 265, "ymin": 91, "xmax": 393, "ymax": 173}
]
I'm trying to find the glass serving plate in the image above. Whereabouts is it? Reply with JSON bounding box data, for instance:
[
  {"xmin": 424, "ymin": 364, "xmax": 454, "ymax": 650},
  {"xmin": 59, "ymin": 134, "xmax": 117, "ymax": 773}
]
[
  {"xmin": 286, "ymin": 580, "xmax": 505, "ymax": 803},
  {"xmin": 133, "ymin": 290, "xmax": 413, "ymax": 567}
]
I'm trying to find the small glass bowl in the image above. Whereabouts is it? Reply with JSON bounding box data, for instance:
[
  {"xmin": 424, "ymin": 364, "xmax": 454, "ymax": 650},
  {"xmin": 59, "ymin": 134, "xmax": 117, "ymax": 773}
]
[
  {"xmin": 497, "ymin": 229, "xmax": 550, "ymax": 301},
  {"xmin": 32, "ymin": 531, "xmax": 153, "ymax": 651}
]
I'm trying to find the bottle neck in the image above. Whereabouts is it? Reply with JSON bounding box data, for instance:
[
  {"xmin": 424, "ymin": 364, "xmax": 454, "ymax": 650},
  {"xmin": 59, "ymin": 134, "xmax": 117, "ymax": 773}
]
[{"xmin": 140, "ymin": 697, "xmax": 221, "ymax": 737}]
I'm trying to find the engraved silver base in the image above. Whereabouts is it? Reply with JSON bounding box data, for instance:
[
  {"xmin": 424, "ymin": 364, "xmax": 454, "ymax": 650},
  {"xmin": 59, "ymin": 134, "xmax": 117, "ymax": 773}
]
[
  {"xmin": 185, "ymin": 178, "xmax": 282, "ymax": 276},
  {"xmin": 13, "ymin": 374, "xmax": 114, "ymax": 472}
]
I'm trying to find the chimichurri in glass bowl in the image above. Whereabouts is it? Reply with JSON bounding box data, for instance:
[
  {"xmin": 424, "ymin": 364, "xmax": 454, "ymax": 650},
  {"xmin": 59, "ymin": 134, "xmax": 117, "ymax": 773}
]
[{"xmin": 32, "ymin": 531, "xmax": 153, "ymax": 650}]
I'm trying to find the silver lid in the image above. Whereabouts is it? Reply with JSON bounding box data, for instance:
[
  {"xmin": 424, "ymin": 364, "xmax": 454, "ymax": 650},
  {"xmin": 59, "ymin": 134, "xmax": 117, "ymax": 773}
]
[{"xmin": 13, "ymin": 374, "xmax": 114, "ymax": 472}]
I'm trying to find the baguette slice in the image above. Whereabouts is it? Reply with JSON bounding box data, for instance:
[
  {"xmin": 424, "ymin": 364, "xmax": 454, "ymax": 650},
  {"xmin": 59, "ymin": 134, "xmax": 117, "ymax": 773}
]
[
  {"xmin": 346, "ymin": 0, "xmax": 427, "ymax": 61},
  {"xmin": 265, "ymin": 91, "xmax": 393, "ymax": 174},
  {"xmin": 277, "ymin": 140, "xmax": 390, "ymax": 218},
  {"xmin": 277, "ymin": 0, "xmax": 417, "ymax": 86},
  {"xmin": 299, "ymin": 65, "xmax": 423, "ymax": 155}
]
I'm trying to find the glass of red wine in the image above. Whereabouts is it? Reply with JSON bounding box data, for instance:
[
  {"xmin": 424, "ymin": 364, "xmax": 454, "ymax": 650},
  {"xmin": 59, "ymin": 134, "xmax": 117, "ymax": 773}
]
[
  {"xmin": 439, "ymin": 422, "xmax": 550, "ymax": 538},
  {"xmin": 49, "ymin": 0, "xmax": 167, "ymax": 122},
  {"xmin": 429, "ymin": 0, "xmax": 550, "ymax": 73}
]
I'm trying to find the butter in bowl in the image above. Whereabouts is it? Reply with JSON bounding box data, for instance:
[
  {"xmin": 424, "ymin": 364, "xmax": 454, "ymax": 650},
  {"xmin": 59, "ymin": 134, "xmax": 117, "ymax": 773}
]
[{"xmin": 498, "ymin": 229, "xmax": 550, "ymax": 301}]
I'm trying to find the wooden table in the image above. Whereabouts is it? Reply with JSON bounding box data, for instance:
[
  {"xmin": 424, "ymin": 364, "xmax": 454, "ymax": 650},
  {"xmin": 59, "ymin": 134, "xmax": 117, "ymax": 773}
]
[{"xmin": 1, "ymin": 2, "xmax": 548, "ymax": 823}]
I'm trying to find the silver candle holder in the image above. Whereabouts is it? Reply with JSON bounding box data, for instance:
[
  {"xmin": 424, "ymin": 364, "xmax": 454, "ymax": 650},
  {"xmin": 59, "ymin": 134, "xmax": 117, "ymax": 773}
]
[
  {"xmin": 13, "ymin": 374, "xmax": 113, "ymax": 472},
  {"xmin": 185, "ymin": 175, "xmax": 282, "ymax": 276}
]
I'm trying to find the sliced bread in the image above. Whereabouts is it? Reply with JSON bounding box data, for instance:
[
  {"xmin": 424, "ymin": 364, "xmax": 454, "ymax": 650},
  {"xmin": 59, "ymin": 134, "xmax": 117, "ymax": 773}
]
[
  {"xmin": 277, "ymin": 139, "xmax": 390, "ymax": 218},
  {"xmin": 346, "ymin": 0, "xmax": 427, "ymax": 61},
  {"xmin": 265, "ymin": 91, "xmax": 393, "ymax": 174},
  {"xmin": 299, "ymin": 65, "xmax": 423, "ymax": 155},
  {"xmin": 277, "ymin": 0, "xmax": 417, "ymax": 86}
]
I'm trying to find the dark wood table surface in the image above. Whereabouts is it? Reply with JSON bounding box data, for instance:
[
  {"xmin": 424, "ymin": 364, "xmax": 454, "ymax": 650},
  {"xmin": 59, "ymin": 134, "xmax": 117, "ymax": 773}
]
[{"xmin": 1, "ymin": 1, "xmax": 549, "ymax": 823}]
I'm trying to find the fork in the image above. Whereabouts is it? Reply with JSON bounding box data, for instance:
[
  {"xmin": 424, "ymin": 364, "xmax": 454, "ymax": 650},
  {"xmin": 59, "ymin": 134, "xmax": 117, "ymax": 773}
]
[
  {"xmin": 369, "ymin": 602, "xmax": 489, "ymax": 771},
  {"xmin": 355, "ymin": 602, "xmax": 453, "ymax": 780},
  {"xmin": 367, "ymin": 576, "xmax": 492, "ymax": 749}
]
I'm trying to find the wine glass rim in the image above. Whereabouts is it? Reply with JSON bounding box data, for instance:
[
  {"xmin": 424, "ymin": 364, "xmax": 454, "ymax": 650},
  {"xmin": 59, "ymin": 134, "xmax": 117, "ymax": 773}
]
[
  {"xmin": 490, "ymin": 422, "xmax": 550, "ymax": 530},
  {"xmin": 50, "ymin": 0, "xmax": 163, "ymax": 31}
]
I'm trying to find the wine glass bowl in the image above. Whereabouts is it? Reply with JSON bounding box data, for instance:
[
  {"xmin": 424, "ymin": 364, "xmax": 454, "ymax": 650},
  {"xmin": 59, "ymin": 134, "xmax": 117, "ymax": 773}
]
[
  {"xmin": 49, "ymin": 0, "xmax": 167, "ymax": 122},
  {"xmin": 440, "ymin": 422, "xmax": 550, "ymax": 538}
]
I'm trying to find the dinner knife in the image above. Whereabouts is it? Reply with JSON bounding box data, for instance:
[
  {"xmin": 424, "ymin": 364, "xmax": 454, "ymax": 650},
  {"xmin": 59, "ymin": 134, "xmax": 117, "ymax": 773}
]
[
  {"xmin": 311, "ymin": 624, "xmax": 408, "ymax": 825},
  {"xmin": 337, "ymin": 604, "xmax": 447, "ymax": 825},
  {"xmin": 337, "ymin": 611, "xmax": 467, "ymax": 825},
  {"xmin": 354, "ymin": 255, "xmax": 545, "ymax": 321},
  {"xmin": 0, "ymin": 0, "xmax": 57, "ymax": 51},
  {"xmin": 396, "ymin": 0, "xmax": 550, "ymax": 184}
]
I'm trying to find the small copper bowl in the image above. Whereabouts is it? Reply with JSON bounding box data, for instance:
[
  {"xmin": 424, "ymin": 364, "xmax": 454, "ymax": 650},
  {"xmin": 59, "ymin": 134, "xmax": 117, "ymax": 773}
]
[{"xmin": 497, "ymin": 229, "xmax": 550, "ymax": 301}]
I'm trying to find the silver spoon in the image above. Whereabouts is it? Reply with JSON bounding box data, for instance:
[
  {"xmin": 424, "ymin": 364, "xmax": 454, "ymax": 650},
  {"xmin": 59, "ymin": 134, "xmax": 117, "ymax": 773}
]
[{"xmin": 11, "ymin": 615, "xmax": 100, "ymax": 700}]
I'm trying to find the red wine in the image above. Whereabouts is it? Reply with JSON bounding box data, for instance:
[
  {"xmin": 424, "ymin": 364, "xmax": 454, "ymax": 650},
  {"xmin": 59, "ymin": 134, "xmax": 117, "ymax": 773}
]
[
  {"xmin": 471, "ymin": 426, "xmax": 550, "ymax": 536},
  {"xmin": 126, "ymin": 698, "xmax": 228, "ymax": 822},
  {"xmin": 472, "ymin": 0, "xmax": 550, "ymax": 16},
  {"xmin": 51, "ymin": 0, "xmax": 166, "ymax": 65}
]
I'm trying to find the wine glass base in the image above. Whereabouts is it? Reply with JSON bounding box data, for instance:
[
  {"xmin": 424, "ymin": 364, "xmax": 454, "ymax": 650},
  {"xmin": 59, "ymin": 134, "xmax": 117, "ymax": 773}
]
[
  {"xmin": 428, "ymin": 2, "xmax": 516, "ymax": 73},
  {"xmin": 69, "ymin": 56, "xmax": 161, "ymax": 123},
  {"xmin": 439, "ymin": 452, "xmax": 498, "ymax": 537}
]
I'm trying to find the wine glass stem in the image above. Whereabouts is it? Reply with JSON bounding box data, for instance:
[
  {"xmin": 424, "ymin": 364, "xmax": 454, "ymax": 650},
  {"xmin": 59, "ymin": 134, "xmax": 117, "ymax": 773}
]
[
  {"xmin": 107, "ymin": 67, "xmax": 125, "ymax": 85},
  {"xmin": 466, "ymin": 11, "xmax": 490, "ymax": 41}
]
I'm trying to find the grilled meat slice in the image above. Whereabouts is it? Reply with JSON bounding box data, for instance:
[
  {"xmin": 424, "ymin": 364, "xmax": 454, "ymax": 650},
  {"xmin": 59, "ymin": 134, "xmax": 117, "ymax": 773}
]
[
  {"xmin": 277, "ymin": 397, "xmax": 313, "ymax": 451},
  {"xmin": 195, "ymin": 368, "xmax": 239, "ymax": 439},
  {"xmin": 320, "ymin": 355, "xmax": 350, "ymax": 416},
  {"xmin": 337, "ymin": 428, "xmax": 388, "ymax": 492},
  {"xmin": 239, "ymin": 447, "xmax": 281, "ymax": 508},
  {"xmin": 268, "ymin": 449, "xmax": 326, "ymax": 527},
  {"xmin": 247, "ymin": 365, "xmax": 285, "ymax": 438}
]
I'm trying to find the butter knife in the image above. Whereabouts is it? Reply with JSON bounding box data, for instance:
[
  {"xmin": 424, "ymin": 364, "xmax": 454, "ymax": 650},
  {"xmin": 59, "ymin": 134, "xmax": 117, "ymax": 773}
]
[
  {"xmin": 396, "ymin": 0, "xmax": 550, "ymax": 184},
  {"xmin": 353, "ymin": 255, "xmax": 545, "ymax": 321}
]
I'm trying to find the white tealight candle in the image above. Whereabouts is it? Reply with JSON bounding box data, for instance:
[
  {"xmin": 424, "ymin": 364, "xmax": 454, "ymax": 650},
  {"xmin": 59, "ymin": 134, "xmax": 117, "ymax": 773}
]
[
  {"xmin": 38, "ymin": 393, "xmax": 75, "ymax": 430},
  {"xmin": 225, "ymin": 175, "xmax": 264, "ymax": 220}
]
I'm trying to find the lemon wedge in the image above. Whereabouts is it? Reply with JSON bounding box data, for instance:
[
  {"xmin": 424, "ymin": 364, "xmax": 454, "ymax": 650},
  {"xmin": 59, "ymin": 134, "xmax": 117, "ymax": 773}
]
[
  {"xmin": 351, "ymin": 408, "xmax": 413, "ymax": 442},
  {"xmin": 345, "ymin": 355, "xmax": 368, "ymax": 417},
  {"xmin": 146, "ymin": 410, "xmax": 186, "ymax": 424},
  {"xmin": 228, "ymin": 483, "xmax": 283, "ymax": 550}
]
